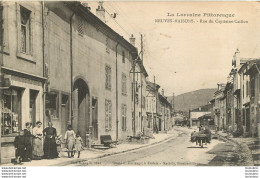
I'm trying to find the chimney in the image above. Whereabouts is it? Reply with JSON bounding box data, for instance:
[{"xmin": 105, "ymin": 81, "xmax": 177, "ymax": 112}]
[
  {"xmin": 232, "ymin": 48, "xmax": 240, "ymax": 67},
  {"xmin": 161, "ymin": 89, "xmax": 164, "ymax": 96},
  {"xmin": 129, "ymin": 34, "xmax": 135, "ymax": 46},
  {"xmin": 80, "ymin": 2, "xmax": 91, "ymax": 10},
  {"xmin": 96, "ymin": 2, "xmax": 105, "ymax": 22}
]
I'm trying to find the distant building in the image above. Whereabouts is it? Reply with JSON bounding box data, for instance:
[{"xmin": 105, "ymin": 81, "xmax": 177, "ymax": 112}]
[{"xmin": 189, "ymin": 104, "xmax": 211, "ymax": 127}]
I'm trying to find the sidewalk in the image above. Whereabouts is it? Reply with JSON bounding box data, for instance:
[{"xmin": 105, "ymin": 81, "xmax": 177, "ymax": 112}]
[
  {"xmin": 2, "ymin": 129, "xmax": 180, "ymax": 166},
  {"xmin": 216, "ymin": 131, "xmax": 260, "ymax": 166}
]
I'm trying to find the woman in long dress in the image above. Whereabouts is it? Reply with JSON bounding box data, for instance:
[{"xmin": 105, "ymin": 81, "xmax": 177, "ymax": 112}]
[
  {"xmin": 32, "ymin": 121, "xmax": 44, "ymax": 160},
  {"xmin": 64, "ymin": 125, "xmax": 75, "ymax": 158}
]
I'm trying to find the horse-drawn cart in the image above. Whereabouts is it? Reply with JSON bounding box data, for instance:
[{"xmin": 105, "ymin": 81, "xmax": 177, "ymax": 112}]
[{"xmin": 191, "ymin": 130, "xmax": 211, "ymax": 148}]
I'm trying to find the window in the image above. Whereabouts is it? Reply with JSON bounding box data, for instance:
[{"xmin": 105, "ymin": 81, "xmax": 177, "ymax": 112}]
[
  {"xmin": 1, "ymin": 88, "xmax": 22, "ymax": 136},
  {"xmin": 250, "ymin": 77, "xmax": 255, "ymax": 97},
  {"xmin": 106, "ymin": 37, "xmax": 110, "ymax": 53},
  {"xmin": 246, "ymin": 81, "xmax": 249, "ymax": 96},
  {"xmin": 105, "ymin": 99, "xmax": 112, "ymax": 131},
  {"xmin": 105, "ymin": 65, "xmax": 111, "ymax": 90},
  {"xmin": 142, "ymin": 96, "xmax": 145, "ymax": 109},
  {"xmin": 122, "ymin": 73, "xmax": 127, "ymax": 95},
  {"xmin": 0, "ymin": 6, "xmax": 3, "ymax": 46},
  {"xmin": 121, "ymin": 104, "xmax": 127, "ymax": 131},
  {"xmin": 78, "ymin": 18, "xmax": 84, "ymax": 36},
  {"xmin": 45, "ymin": 93, "xmax": 59, "ymax": 120},
  {"xmin": 122, "ymin": 51, "xmax": 125, "ymax": 63},
  {"xmin": 20, "ymin": 6, "xmax": 31, "ymax": 54}
]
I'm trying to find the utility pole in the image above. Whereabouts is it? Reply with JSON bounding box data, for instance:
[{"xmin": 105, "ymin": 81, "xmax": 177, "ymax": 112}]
[
  {"xmin": 154, "ymin": 76, "xmax": 158, "ymax": 134},
  {"xmin": 140, "ymin": 34, "xmax": 143, "ymax": 133},
  {"xmin": 116, "ymin": 43, "xmax": 119, "ymax": 141},
  {"xmin": 0, "ymin": 3, "xmax": 3, "ymax": 163},
  {"xmin": 133, "ymin": 59, "xmax": 136, "ymax": 136}
]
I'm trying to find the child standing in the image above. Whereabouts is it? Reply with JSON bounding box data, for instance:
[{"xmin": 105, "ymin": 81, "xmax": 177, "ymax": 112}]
[
  {"xmin": 14, "ymin": 130, "xmax": 26, "ymax": 164},
  {"xmin": 74, "ymin": 131, "xmax": 83, "ymax": 158},
  {"xmin": 64, "ymin": 125, "xmax": 75, "ymax": 158}
]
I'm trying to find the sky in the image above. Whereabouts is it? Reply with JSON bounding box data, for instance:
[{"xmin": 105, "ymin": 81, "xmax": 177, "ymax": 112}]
[{"xmin": 87, "ymin": 1, "xmax": 260, "ymax": 96}]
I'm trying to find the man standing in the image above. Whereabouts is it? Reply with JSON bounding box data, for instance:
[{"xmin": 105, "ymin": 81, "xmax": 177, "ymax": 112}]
[
  {"xmin": 43, "ymin": 122, "xmax": 58, "ymax": 159},
  {"xmin": 24, "ymin": 122, "xmax": 32, "ymax": 161}
]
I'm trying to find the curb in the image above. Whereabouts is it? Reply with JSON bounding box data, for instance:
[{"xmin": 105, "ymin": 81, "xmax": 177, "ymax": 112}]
[
  {"xmin": 215, "ymin": 133, "xmax": 254, "ymax": 166},
  {"xmin": 52, "ymin": 132, "xmax": 182, "ymax": 166}
]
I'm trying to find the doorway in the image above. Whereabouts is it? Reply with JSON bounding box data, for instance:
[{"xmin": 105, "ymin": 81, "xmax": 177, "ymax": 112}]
[
  {"xmin": 73, "ymin": 78, "xmax": 90, "ymax": 146},
  {"xmin": 92, "ymin": 97, "xmax": 98, "ymax": 140}
]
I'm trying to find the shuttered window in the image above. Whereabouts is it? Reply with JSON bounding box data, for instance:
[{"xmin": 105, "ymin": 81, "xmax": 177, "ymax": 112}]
[
  {"xmin": 105, "ymin": 99, "xmax": 112, "ymax": 131},
  {"xmin": 122, "ymin": 104, "xmax": 127, "ymax": 131}
]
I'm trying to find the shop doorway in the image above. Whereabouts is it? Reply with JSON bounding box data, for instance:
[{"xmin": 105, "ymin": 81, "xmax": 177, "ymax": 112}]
[{"xmin": 30, "ymin": 90, "xmax": 39, "ymax": 126}]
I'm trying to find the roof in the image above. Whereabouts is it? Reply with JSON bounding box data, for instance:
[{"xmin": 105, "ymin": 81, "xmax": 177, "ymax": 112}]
[
  {"xmin": 238, "ymin": 59, "xmax": 260, "ymax": 75},
  {"xmin": 198, "ymin": 113, "xmax": 212, "ymax": 120},
  {"xmin": 191, "ymin": 103, "xmax": 211, "ymax": 112},
  {"xmin": 63, "ymin": 1, "xmax": 137, "ymax": 54},
  {"xmin": 158, "ymin": 93, "xmax": 172, "ymax": 107},
  {"xmin": 146, "ymin": 81, "xmax": 160, "ymax": 91}
]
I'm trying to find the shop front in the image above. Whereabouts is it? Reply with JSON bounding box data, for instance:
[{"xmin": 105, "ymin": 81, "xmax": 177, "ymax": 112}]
[{"xmin": 1, "ymin": 73, "xmax": 44, "ymax": 163}]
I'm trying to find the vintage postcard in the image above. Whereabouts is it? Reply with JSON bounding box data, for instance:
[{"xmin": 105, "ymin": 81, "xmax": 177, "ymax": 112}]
[{"xmin": 0, "ymin": 1, "xmax": 259, "ymax": 175}]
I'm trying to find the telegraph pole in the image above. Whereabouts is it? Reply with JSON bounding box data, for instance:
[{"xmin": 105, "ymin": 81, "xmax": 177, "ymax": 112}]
[
  {"xmin": 133, "ymin": 59, "xmax": 136, "ymax": 136},
  {"xmin": 140, "ymin": 34, "xmax": 143, "ymax": 133},
  {"xmin": 154, "ymin": 76, "xmax": 158, "ymax": 134}
]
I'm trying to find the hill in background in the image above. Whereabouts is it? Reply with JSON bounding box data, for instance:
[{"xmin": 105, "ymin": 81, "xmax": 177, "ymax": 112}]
[{"xmin": 167, "ymin": 88, "xmax": 217, "ymax": 112}]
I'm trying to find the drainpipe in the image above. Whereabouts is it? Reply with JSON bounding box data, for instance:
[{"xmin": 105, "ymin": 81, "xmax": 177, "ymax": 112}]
[
  {"xmin": 70, "ymin": 13, "xmax": 75, "ymax": 128},
  {"xmin": 0, "ymin": 2, "xmax": 3, "ymax": 164},
  {"xmin": 116, "ymin": 42, "xmax": 119, "ymax": 141},
  {"xmin": 42, "ymin": 1, "xmax": 46, "ymax": 128}
]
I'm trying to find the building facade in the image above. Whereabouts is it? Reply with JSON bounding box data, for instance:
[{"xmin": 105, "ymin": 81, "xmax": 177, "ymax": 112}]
[{"xmin": 0, "ymin": 2, "xmax": 45, "ymax": 163}]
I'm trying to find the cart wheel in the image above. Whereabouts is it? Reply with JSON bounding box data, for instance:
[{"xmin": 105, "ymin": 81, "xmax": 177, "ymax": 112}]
[{"xmin": 200, "ymin": 140, "xmax": 203, "ymax": 148}]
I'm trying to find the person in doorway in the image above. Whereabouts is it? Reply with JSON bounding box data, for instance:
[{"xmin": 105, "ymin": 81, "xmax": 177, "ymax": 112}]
[
  {"xmin": 24, "ymin": 122, "xmax": 32, "ymax": 161},
  {"xmin": 32, "ymin": 121, "xmax": 44, "ymax": 160},
  {"xmin": 14, "ymin": 130, "xmax": 26, "ymax": 164},
  {"xmin": 74, "ymin": 131, "xmax": 83, "ymax": 158},
  {"xmin": 43, "ymin": 122, "xmax": 58, "ymax": 159},
  {"xmin": 64, "ymin": 125, "xmax": 75, "ymax": 158}
]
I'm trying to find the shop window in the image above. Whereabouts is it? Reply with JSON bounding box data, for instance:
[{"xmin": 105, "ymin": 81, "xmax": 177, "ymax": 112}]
[
  {"xmin": 46, "ymin": 93, "xmax": 59, "ymax": 121},
  {"xmin": 121, "ymin": 104, "xmax": 127, "ymax": 131},
  {"xmin": 105, "ymin": 99, "xmax": 112, "ymax": 131},
  {"xmin": 20, "ymin": 6, "xmax": 31, "ymax": 54},
  {"xmin": 1, "ymin": 88, "xmax": 22, "ymax": 136}
]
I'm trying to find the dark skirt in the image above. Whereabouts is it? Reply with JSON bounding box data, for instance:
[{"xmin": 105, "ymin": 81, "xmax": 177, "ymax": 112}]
[{"xmin": 43, "ymin": 137, "xmax": 58, "ymax": 159}]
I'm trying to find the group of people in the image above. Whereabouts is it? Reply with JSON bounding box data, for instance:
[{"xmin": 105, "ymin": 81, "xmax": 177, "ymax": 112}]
[{"xmin": 14, "ymin": 121, "xmax": 83, "ymax": 164}]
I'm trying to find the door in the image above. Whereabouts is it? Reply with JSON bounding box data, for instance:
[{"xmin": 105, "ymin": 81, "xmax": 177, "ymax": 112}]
[
  {"xmin": 61, "ymin": 94, "xmax": 69, "ymax": 136},
  {"xmin": 246, "ymin": 108, "xmax": 250, "ymax": 132},
  {"xmin": 92, "ymin": 98, "xmax": 98, "ymax": 140}
]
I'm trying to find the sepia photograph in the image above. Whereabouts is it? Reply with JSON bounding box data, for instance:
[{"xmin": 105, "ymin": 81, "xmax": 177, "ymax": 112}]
[{"xmin": 0, "ymin": 1, "xmax": 259, "ymax": 175}]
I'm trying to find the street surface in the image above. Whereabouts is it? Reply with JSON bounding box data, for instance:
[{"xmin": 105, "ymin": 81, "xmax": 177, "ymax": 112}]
[{"xmin": 70, "ymin": 128, "xmax": 243, "ymax": 166}]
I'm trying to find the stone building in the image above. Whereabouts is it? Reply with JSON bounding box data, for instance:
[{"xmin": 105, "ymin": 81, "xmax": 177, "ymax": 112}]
[
  {"xmin": 0, "ymin": 2, "xmax": 45, "ymax": 163},
  {"xmin": 43, "ymin": 1, "xmax": 138, "ymax": 144},
  {"xmin": 0, "ymin": 1, "xmax": 145, "ymax": 163},
  {"xmin": 131, "ymin": 56, "xmax": 148, "ymax": 136},
  {"xmin": 146, "ymin": 81, "xmax": 160, "ymax": 133}
]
